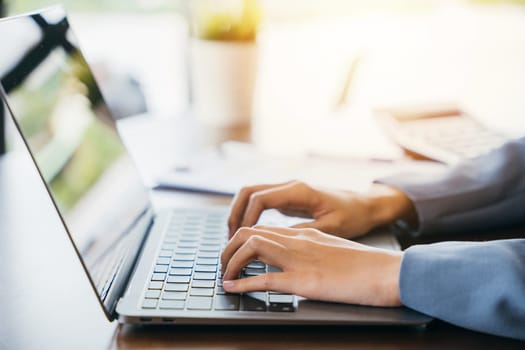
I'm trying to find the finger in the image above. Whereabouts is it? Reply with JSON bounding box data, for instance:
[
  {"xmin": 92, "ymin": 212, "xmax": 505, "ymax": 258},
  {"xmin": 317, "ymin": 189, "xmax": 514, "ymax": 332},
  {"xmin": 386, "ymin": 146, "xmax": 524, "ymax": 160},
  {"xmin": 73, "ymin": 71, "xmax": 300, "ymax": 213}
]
[
  {"xmin": 221, "ymin": 227, "xmax": 291, "ymax": 274},
  {"xmin": 223, "ymin": 235, "xmax": 288, "ymax": 281},
  {"xmin": 278, "ymin": 208, "xmax": 312, "ymax": 218},
  {"xmin": 290, "ymin": 212, "xmax": 343, "ymax": 232},
  {"xmin": 223, "ymin": 272, "xmax": 293, "ymax": 294},
  {"xmin": 289, "ymin": 221, "xmax": 357, "ymax": 246},
  {"xmin": 291, "ymin": 220, "xmax": 327, "ymax": 231},
  {"xmin": 293, "ymin": 220, "xmax": 364, "ymax": 242},
  {"xmin": 228, "ymin": 182, "xmax": 291, "ymax": 237},
  {"xmin": 240, "ymin": 181, "xmax": 316, "ymax": 228},
  {"xmin": 252, "ymin": 225, "xmax": 304, "ymax": 236}
]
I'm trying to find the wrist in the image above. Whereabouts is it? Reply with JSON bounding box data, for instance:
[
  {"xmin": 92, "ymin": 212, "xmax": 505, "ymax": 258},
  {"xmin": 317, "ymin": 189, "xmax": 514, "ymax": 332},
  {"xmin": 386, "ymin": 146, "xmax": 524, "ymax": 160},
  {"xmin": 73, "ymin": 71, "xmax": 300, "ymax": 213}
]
[
  {"xmin": 356, "ymin": 248, "xmax": 403, "ymax": 307},
  {"xmin": 378, "ymin": 251, "xmax": 403, "ymax": 306},
  {"xmin": 365, "ymin": 184, "xmax": 417, "ymax": 228}
]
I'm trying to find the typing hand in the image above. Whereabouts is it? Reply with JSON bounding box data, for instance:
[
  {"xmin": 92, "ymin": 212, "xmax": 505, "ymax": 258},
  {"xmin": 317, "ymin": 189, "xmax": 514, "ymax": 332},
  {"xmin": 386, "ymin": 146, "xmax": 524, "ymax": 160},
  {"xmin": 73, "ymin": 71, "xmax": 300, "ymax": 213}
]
[
  {"xmin": 221, "ymin": 226, "xmax": 402, "ymax": 307},
  {"xmin": 228, "ymin": 180, "xmax": 415, "ymax": 239}
]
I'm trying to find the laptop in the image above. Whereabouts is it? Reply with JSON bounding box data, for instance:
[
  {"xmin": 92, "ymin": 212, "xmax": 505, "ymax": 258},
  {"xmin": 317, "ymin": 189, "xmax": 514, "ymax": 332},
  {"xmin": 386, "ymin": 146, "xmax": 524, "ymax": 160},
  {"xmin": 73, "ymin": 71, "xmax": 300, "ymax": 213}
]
[{"xmin": 0, "ymin": 6, "xmax": 431, "ymax": 326}]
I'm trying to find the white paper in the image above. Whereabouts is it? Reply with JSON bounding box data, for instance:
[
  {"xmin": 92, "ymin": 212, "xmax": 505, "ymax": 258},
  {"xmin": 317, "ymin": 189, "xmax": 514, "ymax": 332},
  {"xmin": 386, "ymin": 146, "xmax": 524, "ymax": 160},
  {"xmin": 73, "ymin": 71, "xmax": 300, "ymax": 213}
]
[{"xmin": 157, "ymin": 142, "xmax": 445, "ymax": 195}]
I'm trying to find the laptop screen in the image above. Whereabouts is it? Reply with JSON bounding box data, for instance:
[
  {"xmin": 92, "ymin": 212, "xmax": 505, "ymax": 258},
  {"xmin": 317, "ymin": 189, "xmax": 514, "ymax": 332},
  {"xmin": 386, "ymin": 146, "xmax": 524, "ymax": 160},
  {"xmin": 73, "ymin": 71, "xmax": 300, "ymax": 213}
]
[{"xmin": 0, "ymin": 7, "xmax": 151, "ymax": 316}]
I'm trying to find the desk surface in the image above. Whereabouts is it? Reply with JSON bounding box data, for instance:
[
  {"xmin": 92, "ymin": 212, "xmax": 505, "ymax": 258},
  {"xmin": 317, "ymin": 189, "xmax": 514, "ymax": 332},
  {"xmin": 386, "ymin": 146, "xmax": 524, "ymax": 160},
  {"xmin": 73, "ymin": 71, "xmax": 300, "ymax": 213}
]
[{"xmin": 1, "ymin": 119, "xmax": 523, "ymax": 349}]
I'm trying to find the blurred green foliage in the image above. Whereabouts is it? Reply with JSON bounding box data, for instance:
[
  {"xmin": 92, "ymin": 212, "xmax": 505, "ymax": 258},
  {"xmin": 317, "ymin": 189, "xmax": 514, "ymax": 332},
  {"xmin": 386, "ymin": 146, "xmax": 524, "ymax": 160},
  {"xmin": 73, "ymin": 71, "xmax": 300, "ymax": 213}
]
[
  {"xmin": 50, "ymin": 119, "xmax": 124, "ymax": 211},
  {"xmin": 15, "ymin": 70, "xmax": 62, "ymax": 140},
  {"xmin": 5, "ymin": 0, "xmax": 184, "ymax": 14},
  {"xmin": 192, "ymin": 0, "xmax": 260, "ymax": 41},
  {"xmin": 5, "ymin": 0, "xmax": 525, "ymax": 17},
  {"xmin": 12, "ymin": 50, "xmax": 125, "ymax": 212}
]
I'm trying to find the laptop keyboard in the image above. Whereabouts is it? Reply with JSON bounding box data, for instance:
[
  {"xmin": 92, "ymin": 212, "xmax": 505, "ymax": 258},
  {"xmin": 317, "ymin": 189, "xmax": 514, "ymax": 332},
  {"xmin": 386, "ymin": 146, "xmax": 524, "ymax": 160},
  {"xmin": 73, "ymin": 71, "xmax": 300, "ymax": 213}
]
[{"xmin": 141, "ymin": 210, "xmax": 296, "ymax": 312}]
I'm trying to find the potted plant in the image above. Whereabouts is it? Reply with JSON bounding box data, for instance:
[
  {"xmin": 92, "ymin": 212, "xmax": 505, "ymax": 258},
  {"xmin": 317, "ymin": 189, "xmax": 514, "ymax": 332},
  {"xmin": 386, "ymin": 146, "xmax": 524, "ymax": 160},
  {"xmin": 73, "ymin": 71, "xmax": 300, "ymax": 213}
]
[{"xmin": 189, "ymin": 0, "xmax": 261, "ymax": 127}]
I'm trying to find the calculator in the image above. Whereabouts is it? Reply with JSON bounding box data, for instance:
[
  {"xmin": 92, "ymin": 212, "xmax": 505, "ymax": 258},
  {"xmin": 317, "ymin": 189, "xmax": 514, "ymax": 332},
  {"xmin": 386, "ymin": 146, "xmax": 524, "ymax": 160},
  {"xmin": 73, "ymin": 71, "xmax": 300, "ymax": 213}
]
[{"xmin": 375, "ymin": 103, "xmax": 508, "ymax": 164}]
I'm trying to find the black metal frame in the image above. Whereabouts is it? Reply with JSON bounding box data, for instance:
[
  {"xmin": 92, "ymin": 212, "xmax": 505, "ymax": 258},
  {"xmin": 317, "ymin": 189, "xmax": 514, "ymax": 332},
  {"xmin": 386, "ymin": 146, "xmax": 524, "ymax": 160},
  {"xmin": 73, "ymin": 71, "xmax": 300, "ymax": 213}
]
[{"xmin": 0, "ymin": 6, "xmax": 80, "ymax": 156}]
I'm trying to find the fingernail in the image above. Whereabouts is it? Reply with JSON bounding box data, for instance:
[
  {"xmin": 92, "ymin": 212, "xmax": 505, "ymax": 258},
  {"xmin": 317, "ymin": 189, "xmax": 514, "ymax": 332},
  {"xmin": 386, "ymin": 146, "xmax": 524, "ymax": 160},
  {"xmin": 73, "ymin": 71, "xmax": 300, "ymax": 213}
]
[{"xmin": 223, "ymin": 280, "xmax": 235, "ymax": 289}]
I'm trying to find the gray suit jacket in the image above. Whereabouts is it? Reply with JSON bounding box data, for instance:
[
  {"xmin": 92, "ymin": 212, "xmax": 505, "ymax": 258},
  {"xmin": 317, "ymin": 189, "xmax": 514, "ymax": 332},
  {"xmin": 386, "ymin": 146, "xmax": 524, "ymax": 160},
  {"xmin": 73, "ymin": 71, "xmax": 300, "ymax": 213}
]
[{"xmin": 380, "ymin": 137, "xmax": 525, "ymax": 340}]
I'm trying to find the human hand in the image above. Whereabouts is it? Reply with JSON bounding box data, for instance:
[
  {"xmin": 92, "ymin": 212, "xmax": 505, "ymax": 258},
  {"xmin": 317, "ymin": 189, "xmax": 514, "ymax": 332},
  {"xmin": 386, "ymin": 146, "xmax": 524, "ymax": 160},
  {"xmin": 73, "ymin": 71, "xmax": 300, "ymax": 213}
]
[
  {"xmin": 221, "ymin": 226, "xmax": 402, "ymax": 307},
  {"xmin": 228, "ymin": 181, "xmax": 416, "ymax": 239}
]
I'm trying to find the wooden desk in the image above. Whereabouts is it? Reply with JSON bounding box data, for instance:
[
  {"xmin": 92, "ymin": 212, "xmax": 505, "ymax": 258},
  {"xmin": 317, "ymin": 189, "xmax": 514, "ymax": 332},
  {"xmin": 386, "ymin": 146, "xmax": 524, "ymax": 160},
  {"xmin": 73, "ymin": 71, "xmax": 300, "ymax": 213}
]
[{"xmin": 0, "ymin": 122, "xmax": 523, "ymax": 349}]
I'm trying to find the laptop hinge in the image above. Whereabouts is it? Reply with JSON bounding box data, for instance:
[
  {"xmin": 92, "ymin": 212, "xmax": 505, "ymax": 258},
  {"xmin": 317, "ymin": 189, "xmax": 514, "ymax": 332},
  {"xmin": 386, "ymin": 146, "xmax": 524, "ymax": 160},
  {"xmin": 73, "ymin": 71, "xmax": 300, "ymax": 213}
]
[{"xmin": 104, "ymin": 206, "xmax": 155, "ymax": 320}]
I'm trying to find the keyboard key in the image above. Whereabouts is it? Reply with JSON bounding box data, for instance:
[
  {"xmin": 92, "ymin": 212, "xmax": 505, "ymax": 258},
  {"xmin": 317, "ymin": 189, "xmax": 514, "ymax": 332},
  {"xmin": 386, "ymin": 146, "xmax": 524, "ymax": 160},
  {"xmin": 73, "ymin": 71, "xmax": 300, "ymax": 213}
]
[
  {"xmin": 164, "ymin": 283, "xmax": 189, "ymax": 292},
  {"xmin": 205, "ymin": 218, "xmax": 224, "ymax": 224},
  {"xmin": 182, "ymin": 225, "xmax": 201, "ymax": 231},
  {"xmin": 158, "ymin": 250, "xmax": 173, "ymax": 257},
  {"xmin": 192, "ymin": 280, "xmax": 215, "ymax": 288},
  {"xmin": 199, "ymin": 241, "xmax": 222, "ymax": 247},
  {"xmin": 178, "ymin": 238, "xmax": 199, "ymax": 243},
  {"xmin": 186, "ymin": 296, "xmax": 213, "ymax": 310},
  {"xmin": 246, "ymin": 292, "xmax": 267, "ymax": 300},
  {"xmin": 151, "ymin": 273, "xmax": 166, "ymax": 281},
  {"xmin": 159, "ymin": 300, "xmax": 185, "ymax": 310},
  {"xmin": 268, "ymin": 265, "xmax": 282, "ymax": 273},
  {"xmin": 148, "ymin": 281, "xmax": 163, "ymax": 290},
  {"xmin": 177, "ymin": 243, "xmax": 200, "ymax": 249},
  {"xmin": 171, "ymin": 261, "xmax": 193, "ymax": 268},
  {"xmin": 194, "ymin": 272, "xmax": 216, "ymax": 280},
  {"xmin": 175, "ymin": 248, "xmax": 197, "ymax": 255},
  {"xmin": 163, "ymin": 237, "xmax": 178, "ymax": 243},
  {"xmin": 169, "ymin": 268, "xmax": 192, "ymax": 276},
  {"xmin": 199, "ymin": 246, "xmax": 221, "ymax": 252},
  {"xmin": 181, "ymin": 220, "xmax": 197, "ymax": 228},
  {"xmin": 162, "ymin": 291, "xmax": 187, "ymax": 300},
  {"xmin": 145, "ymin": 290, "xmax": 161, "ymax": 299},
  {"xmin": 194, "ymin": 265, "xmax": 216, "ymax": 273},
  {"xmin": 246, "ymin": 261, "xmax": 266, "ymax": 269},
  {"xmin": 196, "ymin": 258, "xmax": 218, "ymax": 265},
  {"xmin": 201, "ymin": 233, "xmax": 222, "ymax": 238},
  {"xmin": 167, "ymin": 275, "xmax": 191, "ymax": 284},
  {"xmin": 269, "ymin": 302, "xmax": 295, "ymax": 312},
  {"xmin": 214, "ymin": 295, "xmax": 240, "ymax": 311},
  {"xmin": 142, "ymin": 299, "xmax": 158, "ymax": 309},
  {"xmin": 243, "ymin": 268, "xmax": 265, "ymax": 276},
  {"xmin": 268, "ymin": 295, "xmax": 295, "ymax": 312},
  {"xmin": 165, "ymin": 230, "xmax": 179, "ymax": 237},
  {"xmin": 269, "ymin": 294, "xmax": 294, "ymax": 303},
  {"xmin": 173, "ymin": 254, "xmax": 195, "ymax": 261},
  {"xmin": 197, "ymin": 251, "xmax": 220, "ymax": 258},
  {"xmin": 154, "ymin": 265, "xmax": 169, "ymax": 273},
  {"xmin": 202, "ymin": 229, "xmax": 223, "ymax": 236},
  {"xmin": 207, "ymin": 238, "xmax": 224, "ymax": 243},
  {"xmin": 156, "ymin": 258, "xmax": 171, "ymax": 265},
  {"xmin": 242, "ymin": 293, "xmax": 267, "ymax": 312},
  {"xmin": 215, "ymin": 286, "xmax": 226, "ymax": 295},
  {"xmin": 190, "ymin": 288, "xmax": 214, "ymax": 297},
  {"xmin": 181, "ymin": 221, "xmax": 200, "ymax": 230}
]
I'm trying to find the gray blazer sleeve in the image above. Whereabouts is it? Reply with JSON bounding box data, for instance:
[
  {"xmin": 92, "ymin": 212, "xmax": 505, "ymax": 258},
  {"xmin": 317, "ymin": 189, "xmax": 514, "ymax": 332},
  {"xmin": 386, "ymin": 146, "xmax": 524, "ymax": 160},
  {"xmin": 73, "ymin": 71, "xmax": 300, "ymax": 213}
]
[
  {"xmin": 378, "ymin": 137, "xmax": 525, "ymax": 237},
  {"xmin": 377, "ymin": 138, "xmax": 525, "ymax": 339},
  {"xmin": 400, "ymin": 239, "xmax": 525, "ymax": 340}
]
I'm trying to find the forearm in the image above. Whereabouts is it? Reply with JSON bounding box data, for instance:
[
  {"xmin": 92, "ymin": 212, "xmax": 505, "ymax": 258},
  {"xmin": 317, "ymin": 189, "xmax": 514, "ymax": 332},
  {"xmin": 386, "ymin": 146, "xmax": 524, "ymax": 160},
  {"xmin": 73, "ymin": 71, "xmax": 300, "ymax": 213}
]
[
  {"xmin": 377, "ymin": 137, "xmax": 525, "ymax": 236},
  {"xmin": 399, "ymin": 239, "xmax": 525, "ymax": 340}
]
